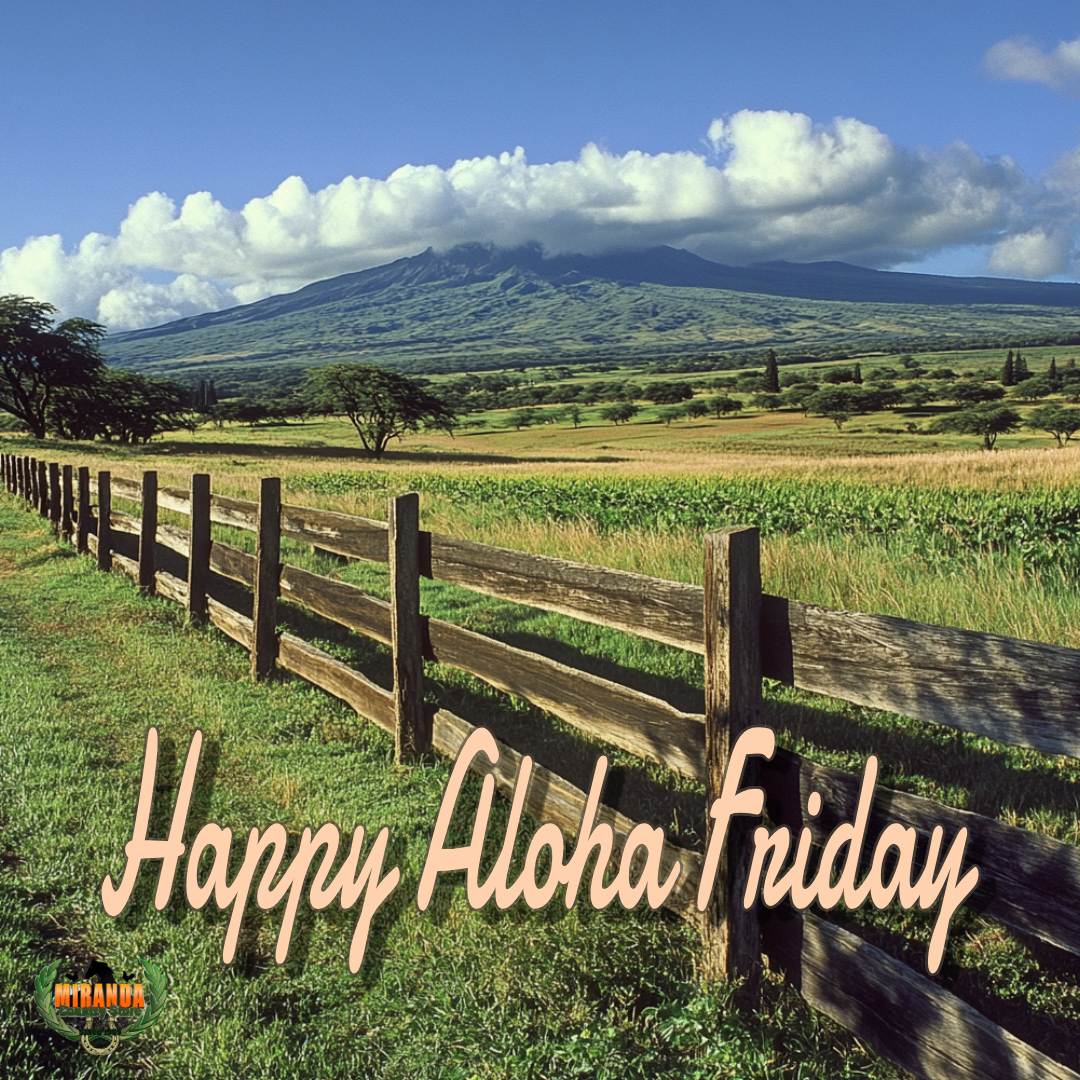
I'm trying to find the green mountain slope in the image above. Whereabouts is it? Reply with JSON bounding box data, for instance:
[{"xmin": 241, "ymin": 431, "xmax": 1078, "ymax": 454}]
[{"xmin": 105, "ymin": 244, "xmax": 1080, "ymax": 392}]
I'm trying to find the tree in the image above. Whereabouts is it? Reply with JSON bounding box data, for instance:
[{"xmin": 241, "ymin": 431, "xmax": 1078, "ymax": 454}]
[
  {"xmin": 931, "ymin": 405, "xmax": 1021, "ymax": 450},
  {"xmin": 305, "ymin": 364, "xmax": 455, "ymax": 456},
  {"xmin": 806, "ymin": 386, "xmax": 871, "ymax": 430},
  {"xmin": 1001, "ymin": 350, "xmax": 1015, "ymax": 386},
  {"xmin": 1049, "ymin": 356, "xmax": 1060, "ymax": 389},
  {"xmin": 601, "ymin": 403, "xmax": 639, "ymax": 424},
  {"xmin": 0, "ymin": 295, "xmax": 104, "ymax": 438},
  {"xmin": 50, "ymin": 369, "xmax": 193, "ymax": 443},
  {"xmin": 951, "ymin": 382, "xmax": 1004, "ymax": 406},
  {"xmin": 852, "ymin": 363, "xmax": 863, "ymax": 385},
  {"xmin": 509, "ymin": 408, "xmax": 539, "ymax": 431},
  {"xmin": 658, "ymin": 405, "xmax": 685, "ymax": 425},
  {"xmin": 900, "ymin": 382, "xmax": 933, "ymax": 408},
  {"xmin": 708, "ymin": 394, "xmax": 742, "ymax": 418},
  {"xmin": 1027, "ymin": 405, "xmax": 1080, "ymax": 447},
  {"xmin": 763, "ymin": 349, "xmax": 780, "ymax": 393},
  {"xmin": 1013, "ymin": 351, "xmax": 1030, "ymax": 381},
  {"xmin": 750, "ymin": 392, "xmax": 783, "ymax": 410},
  {"xmin": 1013, "ymin": 376, "xmax": 1056, "ymax": 402},
  {"xmin": 566, "ymin": 404, "xmax": 584, "ymax": 428},
  {"xmin": 685, "ymin": 399, "xmax": 710, "ymax": 420},
  {"xmin": 644, "ymin": 381, "xmax": 693, "ymax": 404}
]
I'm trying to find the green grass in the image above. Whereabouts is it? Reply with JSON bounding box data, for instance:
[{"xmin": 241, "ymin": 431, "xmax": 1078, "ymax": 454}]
[{"xmin": 0, "ymin": 501, "xmax": 904, "ymax": 1078}]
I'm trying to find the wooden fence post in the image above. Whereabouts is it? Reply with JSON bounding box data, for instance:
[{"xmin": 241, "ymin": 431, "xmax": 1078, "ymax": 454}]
[
  {"xmin": 250, "ymin": 477, "xmax": 281, "ymax": 680},
  {"xmin": 702, "ymin": 526, "xmax": 762, "ymax": 992},
  {"xmin": 97, "ymin": 470, "xmax": 112, "ymax": 571},
  {"xmin": 187, "ymin": 473, "xmax": 211, "ymax": 623},
  {"xmin": 390, "ymin": 491, "xmax": 429, "ymax": 764},
  {"xmin": 48, "ymin": 462, "xmax": 61, "ymax": 535},
  {"xmin": 76, "ymin": 467, "xmax": 90, "ymax": 553},
  {"xmin": 1, "ymin": 453, "xmax": 7, "ymax": 490},
  {"xmin": 138, "ymin": 470, "xmax": 158, "ymax": 593},
  {"xmin": 15, "ymin": 456, "xmax": 23, "ymax": 498},
  {"xmin": 36, "ymin": 459, "xmax": 47, "ymax": 517},
  {"xmin": 61, "ymin": 465, "xmax": 73, "ymax": 541},
  {"xmin": 23, "ymin": 455, "xmax": 32, "ymax": 503}
]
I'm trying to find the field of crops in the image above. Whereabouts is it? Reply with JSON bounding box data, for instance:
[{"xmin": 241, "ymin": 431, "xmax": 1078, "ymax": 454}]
[{"xmin": 298, "ymin": 471, "xmax": 1080, "ymax": 576}]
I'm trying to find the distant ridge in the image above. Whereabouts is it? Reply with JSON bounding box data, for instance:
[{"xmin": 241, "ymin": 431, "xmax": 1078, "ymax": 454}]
[{"xmin": 105, "ymin": 243, "xmax": 1080, "ymax": 389}]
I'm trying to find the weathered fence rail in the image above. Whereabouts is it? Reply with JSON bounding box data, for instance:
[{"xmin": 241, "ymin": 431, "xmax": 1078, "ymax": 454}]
[{"xmin": 3, "ymin": 449, "xmax": 1079, "ymax": 1080}]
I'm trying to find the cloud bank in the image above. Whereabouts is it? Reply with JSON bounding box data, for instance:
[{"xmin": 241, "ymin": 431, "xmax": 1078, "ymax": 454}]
[
  {"xmin": 0, "ymin": 109, "xmax": 1076, "ymax": 330},
  {"xmin": 985, "ymin": 35, "xmax": 1080, "ymax": 93}
]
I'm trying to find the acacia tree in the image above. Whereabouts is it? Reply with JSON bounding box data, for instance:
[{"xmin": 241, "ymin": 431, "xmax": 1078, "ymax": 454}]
[
  {"xmin": 931, "ymin": 405, "xmax": 1021, "ymax": 450},
  {"xmin": 1027, "ymin": 405, "xmax": 1080, "ymax": 447},
  {"xmin": 305, "ymin": 364, "xmax": 455, "ymax": 456},
  {"xmin": 0, "ymin": 295, "xmax": 104, "ymax": 437},
  {"xmin": 49, "ymin": 369, "xmax": 193, "ymax": 443}
]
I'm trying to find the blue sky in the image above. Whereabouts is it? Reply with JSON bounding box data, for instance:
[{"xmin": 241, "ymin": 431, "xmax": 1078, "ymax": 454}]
[{"xmin": 2, "ymin": 1, "xmax": 1078, "ymax": 327}]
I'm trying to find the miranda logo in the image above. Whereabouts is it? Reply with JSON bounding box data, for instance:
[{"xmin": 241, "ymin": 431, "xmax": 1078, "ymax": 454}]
[{"xmin": 34, "ymin": 957, "xmax": 168, "ymax": 1056}]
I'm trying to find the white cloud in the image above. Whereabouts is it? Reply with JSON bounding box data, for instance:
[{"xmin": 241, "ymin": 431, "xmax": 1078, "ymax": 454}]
[
  {"xmin": 985, "ymin": 35, "xmax": 1080, "ymax": 93},
  {"xmin": 0, "ymin": 108, "xmax": 1074, "ymax": 330},
  {"xmin": 988, "ymin": 229, "xmax": 1073, "ymax": 279}
]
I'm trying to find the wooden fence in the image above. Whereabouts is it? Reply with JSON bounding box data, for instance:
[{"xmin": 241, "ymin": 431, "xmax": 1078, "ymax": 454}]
[{"xmin": 3, "ymin": 449, "xmax": 1079, "ymax": 1080}]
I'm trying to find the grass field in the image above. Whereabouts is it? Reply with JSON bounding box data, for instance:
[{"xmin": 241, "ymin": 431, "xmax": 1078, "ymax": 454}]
[
  {"xmin": 2, "ymin": 344, "xmax": 1079, "ymax": 1075},
  {"xmin": 0, "ymin": 501, "xmax": 910, "ymax": 1079}
]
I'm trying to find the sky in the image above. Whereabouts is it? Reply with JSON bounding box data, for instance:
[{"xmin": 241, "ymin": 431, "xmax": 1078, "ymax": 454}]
[{"xmin": 1, "ymin": 0, "xmax": 1079, "ymax": 329}]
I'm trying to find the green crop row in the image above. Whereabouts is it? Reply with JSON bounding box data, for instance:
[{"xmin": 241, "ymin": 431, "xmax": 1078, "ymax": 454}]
[{"xmin": 297, "ymin": 472, "xmax": 1080, "ymax": 573}]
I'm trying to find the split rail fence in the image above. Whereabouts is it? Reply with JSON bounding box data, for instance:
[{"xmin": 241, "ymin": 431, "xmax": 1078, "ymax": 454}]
[{"xmin": 3, "ymin": 450, "xmax": 1080, "ymax": 1080}]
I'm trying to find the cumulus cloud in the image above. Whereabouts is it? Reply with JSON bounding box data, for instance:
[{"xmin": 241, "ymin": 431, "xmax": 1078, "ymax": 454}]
[
  {"xmin": 985, "ymin": 35, "xmax": 1080, "ymax": 93},
  {"xmin": 0, "ymin": 108, "xmax": 1074, "ymax": 330}
]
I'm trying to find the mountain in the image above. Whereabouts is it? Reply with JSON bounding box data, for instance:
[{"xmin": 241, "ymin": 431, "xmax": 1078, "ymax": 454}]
[{"xmin": 106, "ymin": 243, "xmax": 1080, "ymax": 391}]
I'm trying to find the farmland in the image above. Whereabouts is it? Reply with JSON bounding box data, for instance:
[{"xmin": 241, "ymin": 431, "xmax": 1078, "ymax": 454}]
[{"xmin": 1, "ymin": 334, "xmax": 1079, "ymax": 1077}]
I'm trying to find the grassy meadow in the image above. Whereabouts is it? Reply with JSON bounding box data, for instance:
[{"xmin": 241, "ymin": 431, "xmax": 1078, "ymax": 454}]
[{"xmin": 1, "ymin": 340, "xmax": 1079, "ymax": 1076}]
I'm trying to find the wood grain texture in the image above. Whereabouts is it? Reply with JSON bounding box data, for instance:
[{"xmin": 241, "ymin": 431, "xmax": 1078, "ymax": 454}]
[
  {"xmin": 250, "ymin": 477, "xmax": 281, "ymax": 680},
  {"xmin": 763, "ymin": 746, "xmax": 1080, "ymax": 959},
  {"xmin": 390, "ymin": 492, "xmax": 428, "ymax": 763},
  {"xmin": 427, "ymin": 532, "xmax": 703, "ymax": 650},
  {"xmin": 96, "ymin": 471, "xmax": 112, "ymax": 571},
  {"xmin": 48, "ymin": 462, "xmax": 61, "ymax": 535},
  {"xmin": 430, "ymin": 706, "xmax": 703, "ymax": 922},
  {"xmin": 138, "ymin": 470, "xmax": 158, "ymax": 593},
  {"xmin": 277, "ymin": 633, "xmax": 396, "ymax": 734},
  {"xmin": 210, "ymin": 540, "xmax": 256, "ymax": 586},
  {"xmin": 207, "ymin": 596, "xmax": 254, "ymax": 650},
  {"xmin": 762, "ymin": 910, "xmax": 1079, "ymax": 1080},
  {"xmin": 187, "ymin": 474, "xmax": 211, "ymax": 623},
  {"xmin": 760, "ymin": 596, "xmax": 1080, "ymax": 759},
  {"xmin": 279, "ymin": 563, "xmax": 391, "ymax": 644},
  {"xmin": 61, "ymin": 464, "xmax": 73, "ymax": 541},
  {"xmin": 427, "ymin": 616, "xmax": 705, "ymax": 779},
  {"xmin": 76, "ymin": 467, "xmax": 90, "ymax": 553},
  {"xmin": 36, "ymin": 459, "xmax": 47, "ymax": 517},
  {"xmin": 275, "ymin": 561, "xmax": 705, "ymax": 777},
  {"xmin": 702, "ymin": 527, "xmax": 762, "ymax": 985}
]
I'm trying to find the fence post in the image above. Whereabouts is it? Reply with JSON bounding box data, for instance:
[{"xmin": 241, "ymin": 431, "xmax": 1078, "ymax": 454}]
[
  {"xmin": 76, "ymin": 467, "xmax": 90, "ymax": 553},
  {"xmin": 96, "ymin": 470, "xmax": 112, "ymax": 571},
  {"xmin": 23, "ymin": 455, "xmax": 32, "ymax": 503},
  {"xmin": 250, "ymin": 477, "xmax": 281, "ymax": 680},
  {"xmin": 1, "ymin": 453, "xmax": 6, "ymax": 490},
  {"xmin": 702, "ymin": 526, "xmax": 762, "ymax": 992},
  {"xmin": 61, "ymin": 465, "xmax": 73, "ymax": 541},
  {"xmin": 15, "ymin": 456, "xmax": 23, "ymax": 498},
  {"xmin": 138, "ymin": 470, "xmax": 158, "ymax": 594},
  {"xmin": 187, "ymin": 473, "xmax": 211, "ymax": 623},
  {"xmin": 48, "ymin": 462, "xmax": 61, "ymax": 535},
  {"xmin": 36, "ymin": 459, "xmax": 47, "ymax": 517},
  {"xmin": 390, "ymin": 491, "xmax": 429, "ymax": 764}
]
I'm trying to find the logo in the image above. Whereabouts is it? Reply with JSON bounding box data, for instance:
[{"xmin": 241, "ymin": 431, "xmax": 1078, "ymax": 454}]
[{"xmin": 34, "ymin": 957, "xmax": 168, "ymax": 1056}]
